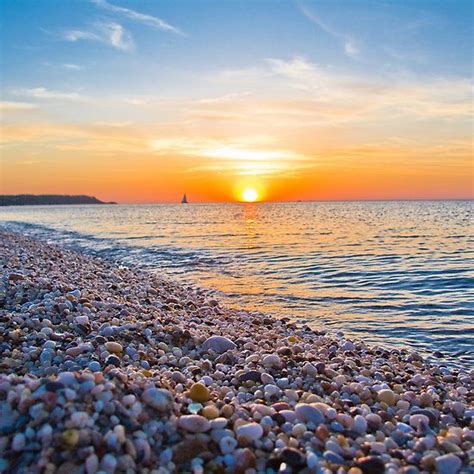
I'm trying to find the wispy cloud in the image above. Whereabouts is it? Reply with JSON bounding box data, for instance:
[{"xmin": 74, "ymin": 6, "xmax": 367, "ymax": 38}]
[
  {"xmin": 63, "ymin": 63, "xmax": 83, "ymax": 70},
  {"xmin": 0, "ymin": 101, "xmax": 39, "ymax": 111},
  {"xmin": 14, "ymin": 87, "xmax": 83, "ymax": 101},
  {"xmin": 91, "ymin": 0, "xmax": 185, "ymax": 35},
  {"xmin": 61, "ymin": 21, "xmax": 134, "ymax": 51},
  {"xmin": 298, "ymin": 3, "xmax": 359, "ymax": 58}
]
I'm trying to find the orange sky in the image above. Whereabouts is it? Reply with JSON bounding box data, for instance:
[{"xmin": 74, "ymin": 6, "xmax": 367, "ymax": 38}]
[{"xmin": 1, "ymin": 2, "xmax": 473, "ymax": 202}]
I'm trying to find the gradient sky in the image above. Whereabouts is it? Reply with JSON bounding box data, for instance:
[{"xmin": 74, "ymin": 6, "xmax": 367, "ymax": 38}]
[{"xmin": 1, "ymin": 0, "xmax": 473, "ymax": 202}]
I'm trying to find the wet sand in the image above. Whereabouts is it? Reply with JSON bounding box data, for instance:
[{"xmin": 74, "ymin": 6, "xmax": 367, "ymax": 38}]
[{"xmin": 0, "ymin": 230, "xmax": 472, "ymax": 473}]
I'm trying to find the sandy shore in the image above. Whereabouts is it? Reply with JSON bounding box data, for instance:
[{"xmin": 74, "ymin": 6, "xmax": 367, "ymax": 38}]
[{"xmin": 0, "ymin": 230, "xmax": 472, "ymax": 474}]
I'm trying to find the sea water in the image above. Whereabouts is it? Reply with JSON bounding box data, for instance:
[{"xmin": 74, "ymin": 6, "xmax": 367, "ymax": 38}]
[{"xmin": 1, "ymin": 200, "xmax": 472, "ymax": 368}]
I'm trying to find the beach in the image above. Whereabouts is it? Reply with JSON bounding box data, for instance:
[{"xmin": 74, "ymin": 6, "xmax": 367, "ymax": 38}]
[{"xmin": 0, "ymin": 230, "xmax": 472, "ymax": 473}]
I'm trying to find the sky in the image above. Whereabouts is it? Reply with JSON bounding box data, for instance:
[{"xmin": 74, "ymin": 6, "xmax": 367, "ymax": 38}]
[{"xmin": 1, "ymin": 0, "xmax": 473, "ymax": 203}]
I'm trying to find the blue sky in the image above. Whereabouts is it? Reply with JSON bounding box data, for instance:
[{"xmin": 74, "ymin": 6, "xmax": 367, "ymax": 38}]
[
  {"xmin": 1, "ymin": 0, "xmax": 473, "ymax": 201},
  {"xmin": 2, "ymin": 0, "xmax": 472, "ymax": 98}
]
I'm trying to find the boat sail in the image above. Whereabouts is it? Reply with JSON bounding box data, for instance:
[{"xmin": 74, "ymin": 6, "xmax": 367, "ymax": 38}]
[{"xmin": 181, "ymin": 194, "xmax": 188, "ymax": 204}]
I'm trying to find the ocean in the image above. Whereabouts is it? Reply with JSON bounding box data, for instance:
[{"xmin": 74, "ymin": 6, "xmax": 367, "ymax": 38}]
[{"xmin": 1, "ymin": 200, "xmax": 473, "ymax": 368}]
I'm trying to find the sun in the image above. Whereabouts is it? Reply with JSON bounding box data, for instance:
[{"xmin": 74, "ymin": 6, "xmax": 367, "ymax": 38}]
[{"xmin": 241, "ymin": 187, "xmax": 259, "ymax": 202}]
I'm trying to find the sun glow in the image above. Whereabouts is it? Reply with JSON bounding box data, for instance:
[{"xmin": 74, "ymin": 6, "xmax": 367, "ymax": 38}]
[{"xmin": 241, "ymin": 187, "xmax": 259, "ymax": 202}]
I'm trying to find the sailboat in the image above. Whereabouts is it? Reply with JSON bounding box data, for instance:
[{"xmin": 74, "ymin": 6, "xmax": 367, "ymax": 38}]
[{"xmin": 181, "ymin": 193, "xmax": 188, "ymax": 204}]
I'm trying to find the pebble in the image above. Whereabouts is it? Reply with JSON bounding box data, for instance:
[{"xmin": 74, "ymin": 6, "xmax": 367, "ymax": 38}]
[
  {"xmin": 295, "ymin": 404, "xmax": 324, "ymax": 424},
  {"xmin": 178, "ymin": 415, "xmax": 211, "ymax": 433},
  {"xmin": 262, "ymin": 354, "xmax": 281, "ymax": 368},
  {"xmin": 202, "ymin": 335, "xmax": 236, "ymax": 353},
  {"xmin": 356, "ymin": 456, "xmax": 386, "ymax": 474},
  {"xmin": 435, "ymin": 453, "xmax": 462, "ymax": 474},
  {"xmin": 377, "ymin": 389, "xmax": 396, "ymax": 406},
  {"xmin": 105, "ymin": 341, "xmax": 123, "ymax": 354},
  {"xmin": 142, "ymin": 387, "xmax": 174, "ymax": 411},
  {"xmin": 235, "ymin": 422, "xmax": 264, "ymax": 441},
  {"xmin": 189, "ymin": 382, "xmax": 210, "ymax": 402}
]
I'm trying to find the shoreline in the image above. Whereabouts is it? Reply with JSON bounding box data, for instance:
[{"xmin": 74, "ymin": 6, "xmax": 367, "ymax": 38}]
[{"xmin": 0, "ymin": 230, "xmax": 472, "ymax": 473}]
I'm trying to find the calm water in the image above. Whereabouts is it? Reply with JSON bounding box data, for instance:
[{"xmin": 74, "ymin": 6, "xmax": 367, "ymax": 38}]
[{"xmin": 1, "ymin": 201, "xmax": 473, "ymax": 368}]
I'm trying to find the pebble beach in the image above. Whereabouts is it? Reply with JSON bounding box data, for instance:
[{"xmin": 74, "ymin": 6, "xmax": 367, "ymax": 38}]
[{"xmin": 0, "ymin": 230, "xmax": 472, "ymax": 474}]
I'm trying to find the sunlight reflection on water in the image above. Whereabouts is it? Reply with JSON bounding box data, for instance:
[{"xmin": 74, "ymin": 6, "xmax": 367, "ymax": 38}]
[{"xmin": 1, "ymin": 201, "xmax": 473, "ymax": 368}]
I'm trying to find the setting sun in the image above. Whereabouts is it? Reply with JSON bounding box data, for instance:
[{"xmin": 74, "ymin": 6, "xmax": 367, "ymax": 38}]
[{"xmin": 241, "ymin": 187, "xmax": 259, "ymax": 202}]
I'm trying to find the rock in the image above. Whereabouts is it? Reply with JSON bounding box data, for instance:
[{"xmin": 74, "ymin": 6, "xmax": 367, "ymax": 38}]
[
  {"xmin": 324, "ymin": 450, "xmax": 345, "ymax": 465},
  {"xmin": 262, "ymin": 354, "xmax": 281, "ymax": 368},
  {"xmin": 12, "ymin": 433, "xmax": 26, "ymax": 451},
  {"xmin": 235, "ymin": 448, "xmax": 257, "ymax": 474},
  {"xmin": 105, "ymin": 341, "xmax": 123, "ymax": 354},
  {"xmin": 8, "ymin": 273, "xmax": 25, "ymax": 281},
  {"xmin": 202, "ymin": 405, "xmax": 219, "ymax": 419},
  {"xmin": 88, "ymin": 361, "xmax": 101, "ymax": 372},
  {"xmin": 435, "ymin": 454, "xmax": 462, "ymax": 474},
  {"xmin": 235, "ymin": 422, "xmax": 263, "ymax": 442},
  {"xmin": 280, "ymin": 447, "xmax": 306, "ymax": 468},
  {"xmin": 219, "ymin": 436, "xmax": 238, "ymax": 454},
  {"xmin": 178, "ymin": 415, "xmax": 211, "ymax": 433},
  {"xmin": 353, "ymin": 414, "xmax": 368, "ymax": 434},
  {"xmin": 295, "ymin": 404, "xmax": 324, "ymax": 424},
  {"xmin": 60, "ymin": 430, "xmax": 79, "ymax": 449},
  {"xmin": 202, "ymin": 335, "xmax": 236, "ymax": 353},
  {"xmin": 419, "ymin": 392, "xmax": 433, "ymax": 407},
  {"xmin": 142, "ymin": 387, "xmax": 173, "ymax": 411},
  {"xmin": 189, "ymin": 382, "xmax": 210, "ymax": 402},
  {"xmin": 302, "ymin": 362, "xmax": 318, "ymax": 377},
  {"xmin": 377, "ymin": 389, "xmax": 396, "ymax": 406},
  {"xmin": 75, "ymin": 315, "xmax": 89, "ymax": 325},
  {"xmin": 172, "ymin": 439, "xmax": 209, "ymax": 464},
  {"xmin": 105, "ymin": 355, "xmax": 121, "ymax": 367},
  {"xmin": 356, "ymin": 456, "xmax": 385, "ymax": 474},
  {"xmin": 239, "ymin": 370, "xmax": 262, "ymax": 383}
]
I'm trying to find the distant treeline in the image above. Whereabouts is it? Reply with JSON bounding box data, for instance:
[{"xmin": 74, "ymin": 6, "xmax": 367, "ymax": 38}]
[{"xmin": 0, "ymin": 194, "xmax": 116, "ymax": 206}]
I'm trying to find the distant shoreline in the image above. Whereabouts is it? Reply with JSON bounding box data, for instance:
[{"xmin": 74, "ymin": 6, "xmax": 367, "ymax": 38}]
[{"xmin": 0, "ymin": 194, "xmax": 116, "ymax": 206}]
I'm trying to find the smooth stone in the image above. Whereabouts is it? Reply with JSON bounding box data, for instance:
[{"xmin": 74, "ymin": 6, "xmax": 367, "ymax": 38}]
[
  {"xmin": 353, "ymin": 414, "xmax": 368, "ymax": 434},
  {"xmin": 302, "ymin": 362, "xmax": 318, "ymax": 377},
  {"xmin": 142, "ymin": 388, "xmax": 173, "ymax": 411},
  {"xmin": 280, "ymin": 447, "xmax": 306, "ymax": 468},
  {"xmin": 356, "ymin": 456, "xmax": 386, "ymax": 474},
  {"xmin": 378, "ymin": 389, "xmax": 396, "ymax": 406},
  {"xmin": 295, "ymin": 404, "xmax": 324, "ymax": 425},
  {"xmin": 435, "ymin": 454, "xmax": 462, "ymax": 474},
  {"xmin": 189, "ymin": 383, "xmax": 210, "ymax": 403},
  {"xmin": 104, "ymin": 355, "xmax": 120, "ymax": 367},
  {"xmin": 234, "ymin": 448, "xmax": 257, "ymax": 473},
  {"xmin": 88, "ymin": 361, "xmax": 101, "ymax": 372},
  {"xmin": 323, "ymin": 451, "xmax": 344, "ymax": 465},
  {"xmin": 219, "ymin": 436, "xmax": 238, "ymax": 454},
  {"xmin": 262, "ymin": 354, "xmax": 281, "ymax": 368},
  {"xmin": 12, "ymin": 433, "xmax": 26, "ymax": 451},
  {"xmin": 235, "ymin": 422, "xmax": 263, "ymax": 441},
  {"xmin": 75, "ymin": 315, "xmax": 89, "ymax": 325},
  {"xmin": 239, "ymin": 370, "xmax": 262, "ymax": 383},
  {"xmin": 202, "ymin": 336, "xmax": 236, "ymax": 353},
  {"xmin": 105, "ymin": 341, "xmax": 123, "ymax": 354},
  {"xmin": 178, "ymin": 415, "xmax": 211, "ymax": 433}
]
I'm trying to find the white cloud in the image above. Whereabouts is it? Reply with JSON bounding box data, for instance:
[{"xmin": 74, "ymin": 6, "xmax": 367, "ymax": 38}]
[
  {"xmin": 0, "ymin": 101, "xmax": 39, "ymax": 111},
  {"xmin": 61, "ymin": 21, "xmax": 134, "ymax": 52},
  {"xmin": 14, "ymin": 87, "xmax": 83, "ymax": 101},
  {"xmin": 63, "ymin": 63, "xmax": 83, "ymax": 70},
  {"xmin": 299, "ymin": 3, "xmax": 359, "ymax": 58},
  {"xmin": 91, "ymin": 0, "xmax": 184, "ymax": 35}
]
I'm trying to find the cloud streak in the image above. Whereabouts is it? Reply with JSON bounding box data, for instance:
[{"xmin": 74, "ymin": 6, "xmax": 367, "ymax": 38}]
[
  {"xmin": 298, "ymin": 3, "xmax": 359, "ymax": 58},
  {"xmin": 13, "ymin": 87, "xmax": 84, "ymax": 101},
  {"xmin": 0, "ymin": 101, "xmax": 39, "ymax": 111},
  {"xmin": 62, "ymin": 21, "xmax": 134, "ymax": 51},
  {"xmin": 91, "ymin": 0, "xmax": 185, "ymax": 35}
]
